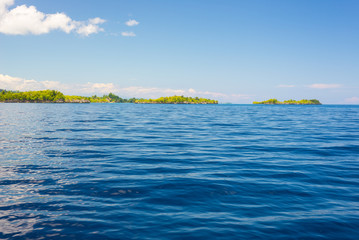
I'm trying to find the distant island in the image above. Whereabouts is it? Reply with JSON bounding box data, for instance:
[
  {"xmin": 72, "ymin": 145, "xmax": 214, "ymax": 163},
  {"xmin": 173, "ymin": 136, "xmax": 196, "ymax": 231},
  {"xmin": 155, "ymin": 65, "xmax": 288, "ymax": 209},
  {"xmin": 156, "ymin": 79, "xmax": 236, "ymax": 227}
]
[
  {"xmin": 0, "ymin": 89, "xmax": 218, "ymax": 104},
  {"xmin": 135, "ymin": 96, "xmax": 218, "ymax": 104},
  {"xmin": 253, "ymin": 99, "xmax": 321, "ymax": 105}
]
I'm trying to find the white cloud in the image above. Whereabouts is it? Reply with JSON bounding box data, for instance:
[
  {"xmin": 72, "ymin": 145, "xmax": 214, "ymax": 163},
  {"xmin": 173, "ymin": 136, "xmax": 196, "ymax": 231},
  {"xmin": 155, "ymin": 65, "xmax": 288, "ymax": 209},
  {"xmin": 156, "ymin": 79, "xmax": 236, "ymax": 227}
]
[
  {"xmin": 76, "ymin": 19, "xmax": 105, "ymax": 36},
  {"xmin": 183, "ymin": 88, "xmax": 252, "ymax": 102},
  {"xmin": 0, "ymin": 73, "xmax": 68, "ymax": 91},
  {"xmin": 89, "ymin": 17, "xmax": 106, "ymax": 25},
  {"xmin": 119, "ymin": 86, "xmax": 186, "ymax": 97},
  {"xmin": 0, "ymin": 0, "xmax": 13, "ymax": 16},
  {"xmin": 344, "ymin": 97, "xmax": 359, "ymax": 104},
  {"xmin": 308, "ymin": 83, "xmax": 341, "ymax": 89},
  {"xmin": 121, "ymin": 31, "xmax": 136, "ymax": 37},
  {"xmin": 81, "ymin": 82, "xmax": 117, "ymax": 94},
  {"xmin": 188, "ymin": 88, "xmax": 196, "ymax": 94},
  {"xmin": 125, "ymin": 19, "xmax": 139, "ymax": 26},
  {"xmin": 277, "ymin": 84, "xmax": 295, "ymax": 88},
  {"xmin": 0, "ymin": 73, "xmax": 252, "ymax": 103},
  {"xmin": 0, "ymin": 0, "xmax": 105, "ymax": 36}
]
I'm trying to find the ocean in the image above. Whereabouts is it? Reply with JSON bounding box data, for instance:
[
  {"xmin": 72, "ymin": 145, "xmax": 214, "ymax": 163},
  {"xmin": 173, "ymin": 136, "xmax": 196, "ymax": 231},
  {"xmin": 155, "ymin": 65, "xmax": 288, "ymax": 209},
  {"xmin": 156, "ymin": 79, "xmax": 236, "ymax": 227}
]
[{"xmin": 1, "ymin": 103, "xmax": 359, "ymax": 239}]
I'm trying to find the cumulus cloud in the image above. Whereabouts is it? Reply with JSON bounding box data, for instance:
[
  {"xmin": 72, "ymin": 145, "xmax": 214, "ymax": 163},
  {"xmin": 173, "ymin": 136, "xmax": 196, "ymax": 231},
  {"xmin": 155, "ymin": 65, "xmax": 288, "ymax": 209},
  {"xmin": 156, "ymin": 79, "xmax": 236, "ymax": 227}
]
[
  {"xmin": 0, "ymin": 0, "xmax": 12, "ymax": 16},
  {"xmin": 89, "ymin": 17, "xmax": 106, "ymax": 25},
  {"xmin": 125, "ymin": 19, "xmax": 139, "ymax": 26},
  {"xmin": 80, "ymin": 82, "xmax": 118, "ymax": 94},
  {"xmin": 0, "ymin": 73, "xmax": 68, "ymax": 91},
  {"xmin": 188, "ymin": 88, "xmax": 196, "ymax": 94},
  {"xmin": 309, "ymin": 83, "xmax": 341, "ymax": 89},
  {"xmin": 121, "ymin": 31, "xmax": 136, "ymax": 37},
  {"xmin": 181, "ymin": 88, "xmax": 252, "ymax": 101},
  {"xmin": 277, "ymin": 84, "xmax": 295, "ymax": 88},
  {"xmin": 0, "ymin": 73, "xmax": 252, "ymax": 103},
  {"xmin": 0, "ymin": 0, "xmax": 105, "ymax": 36},
  {"xmin": 119, "ymin": 86, "xmax": 186, "ymax": 98},
  {"xmin": 76, "ymin": 20, "xmax": 105, "ymax": 36}
]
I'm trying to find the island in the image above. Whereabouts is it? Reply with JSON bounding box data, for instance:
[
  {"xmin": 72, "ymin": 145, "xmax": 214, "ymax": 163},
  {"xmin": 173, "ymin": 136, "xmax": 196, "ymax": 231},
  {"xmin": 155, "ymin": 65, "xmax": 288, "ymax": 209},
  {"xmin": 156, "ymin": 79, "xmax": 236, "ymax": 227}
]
[
  {"xmin": 0, "ymin": 89, "xmax": 218, "ymax": 104},
  {"xmin": 0, "ymin": 89, "xmax": 69, "ymax": 103},
  {"xmin": 135, "ymin": 96, "xmax": 218, "ymax": 104},
  {"xmin": 253, "ymin": 99, "xmax": 321, "ymax": 105}
]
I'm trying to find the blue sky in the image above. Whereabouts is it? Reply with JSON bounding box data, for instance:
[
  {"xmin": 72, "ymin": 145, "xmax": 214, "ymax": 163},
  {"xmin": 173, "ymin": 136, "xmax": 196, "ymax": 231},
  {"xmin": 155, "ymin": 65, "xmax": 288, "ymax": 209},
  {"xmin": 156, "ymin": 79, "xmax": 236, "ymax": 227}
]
[{"xmin": 0, "ymin": 0, "xmax": 358, "ymax": 103}]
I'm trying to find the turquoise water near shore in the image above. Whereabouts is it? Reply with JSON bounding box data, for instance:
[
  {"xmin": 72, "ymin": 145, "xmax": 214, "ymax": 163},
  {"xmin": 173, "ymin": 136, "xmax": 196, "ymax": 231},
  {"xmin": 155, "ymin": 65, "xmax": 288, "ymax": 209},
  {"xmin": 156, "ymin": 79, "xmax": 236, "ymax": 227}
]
[{"xmin": 1, "ymin": 103, "xmax": 359, "ymax": 239}]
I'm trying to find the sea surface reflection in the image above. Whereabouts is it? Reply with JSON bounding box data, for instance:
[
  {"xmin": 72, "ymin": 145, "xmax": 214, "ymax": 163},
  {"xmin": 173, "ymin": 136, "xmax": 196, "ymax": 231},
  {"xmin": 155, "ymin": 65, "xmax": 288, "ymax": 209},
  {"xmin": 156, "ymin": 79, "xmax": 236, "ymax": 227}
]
[{"xmin": 1, "ymin": 103, "xmax": 359, "ymax": 239}]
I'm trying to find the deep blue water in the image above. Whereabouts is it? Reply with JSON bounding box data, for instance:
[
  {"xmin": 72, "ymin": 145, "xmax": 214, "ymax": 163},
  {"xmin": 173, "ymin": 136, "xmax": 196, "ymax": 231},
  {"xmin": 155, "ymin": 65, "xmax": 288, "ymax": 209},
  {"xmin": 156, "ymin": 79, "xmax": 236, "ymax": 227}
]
[{"xmin": 1, "ymin": 103, "xmax": 359, "ymax": 239}]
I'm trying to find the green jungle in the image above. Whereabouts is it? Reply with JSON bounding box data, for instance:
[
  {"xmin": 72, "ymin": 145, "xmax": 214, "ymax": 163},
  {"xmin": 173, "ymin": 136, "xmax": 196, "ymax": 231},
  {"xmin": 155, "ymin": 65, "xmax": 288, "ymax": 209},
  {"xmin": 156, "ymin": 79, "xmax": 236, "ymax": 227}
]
[
  {"xmin": 0, "ymin": 89, "xmax": 218, "ymax": 104},
  {"xmin": 253, "ymin": 99, "xmax": 321, "ymax": 105}
]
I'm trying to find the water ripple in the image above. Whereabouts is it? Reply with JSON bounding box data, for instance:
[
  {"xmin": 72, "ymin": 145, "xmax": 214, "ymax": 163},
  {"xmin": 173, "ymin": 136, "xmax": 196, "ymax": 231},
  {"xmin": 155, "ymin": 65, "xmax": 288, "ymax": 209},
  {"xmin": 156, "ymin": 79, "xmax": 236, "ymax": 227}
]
[{"xmin": 1, "ymin": 104, "xmax": 359, "ymax": 239}]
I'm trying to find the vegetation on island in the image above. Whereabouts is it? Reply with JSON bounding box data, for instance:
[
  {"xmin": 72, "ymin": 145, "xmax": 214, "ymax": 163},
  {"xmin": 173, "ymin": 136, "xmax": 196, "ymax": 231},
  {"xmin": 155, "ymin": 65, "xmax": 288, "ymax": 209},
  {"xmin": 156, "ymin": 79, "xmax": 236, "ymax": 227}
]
[
  {"xmin": 0, "ymin": 89, "xmax": 66, "ymax": 103},
  {"xmin": 88, "ymin": 93, "xmax": 137, "ymax": 103},
  {"xmin": 134, "ymin": 96, "xmax": 218, "ymax": 104},
  {"xmin": 0, "ymin": 89, "xmax": 136, "ymax": 103},
  {"xmin": 253, "ymin": 99, "xmax": 321, "ymax": 105},
  {"xmin": 64, "ymin": 95, "xmax": 91, "ymax": 103},
  {"xmin": 0, "ymin": 89, "xmax": 218, "ymax": 104}
]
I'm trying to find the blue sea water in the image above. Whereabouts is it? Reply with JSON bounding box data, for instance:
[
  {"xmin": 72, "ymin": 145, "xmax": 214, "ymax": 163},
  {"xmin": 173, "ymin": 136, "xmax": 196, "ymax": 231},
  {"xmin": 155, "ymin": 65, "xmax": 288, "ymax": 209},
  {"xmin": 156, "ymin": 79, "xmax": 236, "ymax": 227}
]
[{"xmin": 0, "ymin": 103, "xmax": 359, "ymax": 239}]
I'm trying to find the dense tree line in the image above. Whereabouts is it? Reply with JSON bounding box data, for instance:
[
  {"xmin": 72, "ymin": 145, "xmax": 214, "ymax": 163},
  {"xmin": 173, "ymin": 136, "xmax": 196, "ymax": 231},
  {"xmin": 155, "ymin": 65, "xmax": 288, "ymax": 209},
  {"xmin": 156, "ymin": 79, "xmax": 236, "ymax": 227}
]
[
  {"xmin": 64, "ymin": 95, "xmax": 91, "ymax": 103},
  {"xmin": 253, "ymin": 99, "xmax": 321, "ymax": 105},
  {"xmin": 0, "ymin": 90, "xmax": 218, "ymax": 104},
  {"xmin": 135, "ymin": 96, "xmax": 218, "ymax": 104},
  {"xmin": 0, "ymin": 89, "xmax": 65, "ymax": 102},
  {"xmin": 89, "ymin": 93, "xmax": 138, "ymax": 103},
  {"xmin": 0, "ymin": 90, "xmax": 133, "ymax": 103}
]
